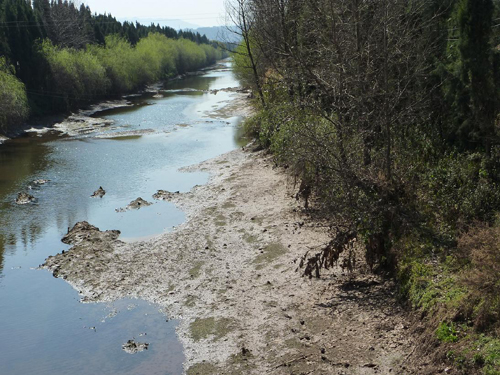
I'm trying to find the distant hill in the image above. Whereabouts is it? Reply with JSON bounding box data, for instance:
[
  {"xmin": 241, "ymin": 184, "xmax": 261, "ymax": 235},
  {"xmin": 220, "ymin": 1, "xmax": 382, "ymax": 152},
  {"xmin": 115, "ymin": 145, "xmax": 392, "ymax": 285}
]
[
  {"xmin": 193, "ymin": 26, "xmax": 241, "ymax": 43},
  {"xmin": 119, "ymin": 18, "xmax": 200, "ymax": 30}
]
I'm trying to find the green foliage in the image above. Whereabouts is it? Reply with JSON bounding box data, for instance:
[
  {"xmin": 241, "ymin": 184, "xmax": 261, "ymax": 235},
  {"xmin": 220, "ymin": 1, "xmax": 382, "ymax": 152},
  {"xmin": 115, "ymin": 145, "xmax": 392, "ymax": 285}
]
[
  {"xmin": 458, "ymin": 223, "xmax": 500, "ymax": 333},
  {"xmin": 0, "ymin": 57, "xmax": 28, "ymax": 131},
  {"xmin": 40, "ymin": 39, "xmax": 109, "ymax": 108},
  {"xmin": 232, "ymin": 42, "xmax": 255, "ymax": 89},
  {"xmin": 87, "ymin": 35, "xmax": 139, "ymax": 94},
  {"xmin": 419, "ymin": 152, "xmax": 500, "ymax": 228},
  {"xmin": 437, "ymin": 322, "xmax": 459, "ymax": 343},
  {"xmin": 440, "ymin": 0, "xmax": 498, "ymax": 150},
  {"xmin": 37, "ymin": 33, "xmax": 224, "ymax": 112},
  {"xmin": 237, "ymin": 0, "xmax": 500, "ymax": 372},
  {"xmin": 0, "ymin": 0, "xmax": 224, "ymax": 131},
  {"xmin": 477, "ymin": 335, "xmax": 500, "ymax": 374}
]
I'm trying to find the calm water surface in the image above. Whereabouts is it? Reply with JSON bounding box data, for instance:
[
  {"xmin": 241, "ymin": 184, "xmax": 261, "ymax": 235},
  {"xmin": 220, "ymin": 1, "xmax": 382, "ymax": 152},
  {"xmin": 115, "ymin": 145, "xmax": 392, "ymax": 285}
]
[{"xmin": 0, "ymin": 62, "xmax": 243, "ymax": 374}]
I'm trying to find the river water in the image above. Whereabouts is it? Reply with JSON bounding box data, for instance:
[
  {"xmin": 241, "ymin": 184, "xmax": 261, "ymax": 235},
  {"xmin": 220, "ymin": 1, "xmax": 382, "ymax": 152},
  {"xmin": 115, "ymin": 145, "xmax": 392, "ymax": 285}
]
[{"xmin": 0, "ymin": 62, "xmax": 244, "ymax": 374}]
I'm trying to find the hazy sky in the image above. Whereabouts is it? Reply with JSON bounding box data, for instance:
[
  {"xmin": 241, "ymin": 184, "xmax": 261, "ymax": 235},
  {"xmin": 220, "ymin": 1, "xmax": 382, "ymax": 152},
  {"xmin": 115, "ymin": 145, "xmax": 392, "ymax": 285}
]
[{"xmin": 83, "ymin": 0, "xmax": 227, "ymax": 27}]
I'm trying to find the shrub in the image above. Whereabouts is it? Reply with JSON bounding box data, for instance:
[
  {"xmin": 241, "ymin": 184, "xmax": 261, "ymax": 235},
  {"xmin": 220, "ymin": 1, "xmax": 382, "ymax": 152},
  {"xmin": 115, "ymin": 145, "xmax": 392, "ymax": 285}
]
[
  {"xmin": 0, "ymin": 57, "xmax": 29, "ymax": 131},
  {"xmin": 458, "ymin": 222, "xmax": 500, "ymax": 334},
  {"xmin": 40, "ymin": 40, "xmax": 109, "ymax": 108}
]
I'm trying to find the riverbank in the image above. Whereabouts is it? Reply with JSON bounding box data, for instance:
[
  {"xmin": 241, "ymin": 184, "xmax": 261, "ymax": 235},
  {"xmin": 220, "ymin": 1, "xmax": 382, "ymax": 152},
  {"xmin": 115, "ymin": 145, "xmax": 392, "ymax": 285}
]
[
  {"xmin": 42, "ymin": 143, "xmax": 448, "ymax": 374},
  {"xmin": 1, "ymin": 61, "xmax": 234, "ymax": 141}
]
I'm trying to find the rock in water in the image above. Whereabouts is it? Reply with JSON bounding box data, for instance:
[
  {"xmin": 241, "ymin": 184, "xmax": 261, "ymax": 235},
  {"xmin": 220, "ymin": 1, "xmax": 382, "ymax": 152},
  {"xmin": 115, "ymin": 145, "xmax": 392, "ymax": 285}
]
[
  {"xmin": 126, "ymin": 197, "xmax": 152, "ymax": 209},
  {"xmin": 61, "ymin": 221, "xmax": 120, "ymax": 245},
  {"xmin": 32, "ymin": 179, "xmax": 50, "ymax": 186},
  {"xmin": 115, "ymin": 197, "xmax": 152, "ymax": 212},
  {"xmin": 153, "ymin": 190, "xmax": 180, "ymax": 201},
  {"xmin": 122, "ymin": 340, "xmax": 149, "ymax": 354},
  {"xmin": 91, "ymin": 186, "xmax": 106, "ymax": 198},
  {"xmin": 15, "ymin": 192, "xmax": 36, "ymax": 205}
]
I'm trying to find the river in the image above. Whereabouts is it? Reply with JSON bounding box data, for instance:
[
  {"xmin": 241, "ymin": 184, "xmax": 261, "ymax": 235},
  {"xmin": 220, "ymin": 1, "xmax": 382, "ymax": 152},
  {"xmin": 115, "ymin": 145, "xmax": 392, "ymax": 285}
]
[{"xmin": 0, "ymin": 61, "xmax": 245, "ymax": 374}]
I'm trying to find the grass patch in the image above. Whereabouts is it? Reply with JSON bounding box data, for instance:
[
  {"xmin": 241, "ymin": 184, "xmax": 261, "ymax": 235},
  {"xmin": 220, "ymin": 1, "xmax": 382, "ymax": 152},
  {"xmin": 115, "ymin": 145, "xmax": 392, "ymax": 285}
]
[
  {"xmin": 214, "ymin": 214, "xmax": 227, "ymax": 227},
  {"xmin": 185, "ymin": 295, "xmax": 198, "ymax": 307},
  {"xmin": 222, "ymin": 202, "xmax": 236, "ymax": 209},
  {"xmin": 396, "ymin": 231, "xmax": 500, "ymax": 374},
  {"xmin": 190, "ymin": 317, "xmax": 236, "ymax": 342},
  {"xmin": 437, "ymin": 322, "xmax": 459, "ymax": 343},
  {"xmin": 189, "ymin": 261, "xmax": 205, "ymax": 279},
  {"xmin": 475, "ymin": 335, "xmax": 500, "ymax": 374},
  {"xmin": 186, "ymin": 362, "xmax": 220, "ymax": 375},
  {"xmin": 244, "ymin": 233, "xmax": 258, "ymax": 244},
  {"xmin": 253, "ymin": 242, "xmax": 287, "ymax": 269},
  {"xmin": 225, "ymin": 349, "xmax": 256, "ymax": 375}
]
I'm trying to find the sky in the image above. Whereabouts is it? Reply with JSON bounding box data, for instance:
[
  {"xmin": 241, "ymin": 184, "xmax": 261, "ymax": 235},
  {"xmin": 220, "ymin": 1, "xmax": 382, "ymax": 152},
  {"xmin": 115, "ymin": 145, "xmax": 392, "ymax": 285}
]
[{"xmin": 83, "ymin": 0, "xmax": 227, "ymax": 28}]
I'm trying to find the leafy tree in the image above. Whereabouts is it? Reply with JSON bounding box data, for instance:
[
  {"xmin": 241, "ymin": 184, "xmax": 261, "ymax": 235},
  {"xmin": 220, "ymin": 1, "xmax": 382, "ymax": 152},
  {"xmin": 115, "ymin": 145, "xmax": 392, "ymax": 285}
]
[
  {"xmin": 456, "ymin": 0, "xmax": 497, "ymax": 152},
  {"xmin": 0, "ymin": 57, "xmax": 28, "ymax": 131}
]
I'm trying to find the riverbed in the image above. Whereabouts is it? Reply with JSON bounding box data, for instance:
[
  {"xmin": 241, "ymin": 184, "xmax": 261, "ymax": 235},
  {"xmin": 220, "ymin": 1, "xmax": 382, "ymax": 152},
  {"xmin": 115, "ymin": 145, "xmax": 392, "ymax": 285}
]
[{"xmin": 0, "ymin": 61, "xmax": 246, "ymax": 374}]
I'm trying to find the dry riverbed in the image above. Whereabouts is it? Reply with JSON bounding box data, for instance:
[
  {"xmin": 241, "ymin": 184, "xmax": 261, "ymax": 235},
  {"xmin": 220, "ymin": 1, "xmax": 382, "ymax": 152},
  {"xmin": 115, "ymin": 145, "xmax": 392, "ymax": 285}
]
[{"xmin": 42, "ymin": 147, "xmax": 443, "ymax": 374}]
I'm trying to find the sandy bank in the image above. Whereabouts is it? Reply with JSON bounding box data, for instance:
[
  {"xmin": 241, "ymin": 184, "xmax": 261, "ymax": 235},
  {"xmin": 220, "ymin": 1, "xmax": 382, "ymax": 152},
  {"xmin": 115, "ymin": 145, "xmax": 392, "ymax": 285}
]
[{"xmin": 41, "ymin": 145, "xmax": 444, "ymax": 374}]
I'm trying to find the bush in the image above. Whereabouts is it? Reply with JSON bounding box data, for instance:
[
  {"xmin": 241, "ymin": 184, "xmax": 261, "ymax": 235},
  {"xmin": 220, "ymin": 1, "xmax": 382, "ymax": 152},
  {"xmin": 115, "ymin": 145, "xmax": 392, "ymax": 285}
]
[
  {"xmin": 458, "ymin": 222, "xmax": 500, "ymax": 334},
  {"xmin": 40, "ymin": 40, "xmax": 110, "ymax": 108},
  {"xmin": 88, "ymin": 35, "xmax": 140, "ymax": 94},
  {"xmin": 0, "ymin": 57, "xmax": 29, "ymax": 131},
  {"xmin": 37, "ymin": 34, "xmax": 224, "ymax": 112}
]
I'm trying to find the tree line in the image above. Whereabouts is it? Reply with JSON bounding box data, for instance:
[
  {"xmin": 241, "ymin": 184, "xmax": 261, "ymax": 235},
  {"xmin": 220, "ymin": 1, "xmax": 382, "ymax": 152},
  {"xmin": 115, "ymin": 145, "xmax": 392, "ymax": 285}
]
[
  {"xmin": 0, "ymin": 0, "xmax": 225, "ymax": 132},
  {"xmin": 231, "ymin": 0, "xmax": 500, "ymax": 370}
]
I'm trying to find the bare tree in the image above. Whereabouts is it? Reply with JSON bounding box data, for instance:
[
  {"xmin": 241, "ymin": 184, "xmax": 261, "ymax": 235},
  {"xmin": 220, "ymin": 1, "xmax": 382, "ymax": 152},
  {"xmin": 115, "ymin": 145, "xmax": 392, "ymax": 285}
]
[
  {"xmin": 37, "ymin": 0, "xmax": 93, "ymax": 49},
  {"xmin": 225, "ymin": 0, "xmax": 266, "ymax": 107}
]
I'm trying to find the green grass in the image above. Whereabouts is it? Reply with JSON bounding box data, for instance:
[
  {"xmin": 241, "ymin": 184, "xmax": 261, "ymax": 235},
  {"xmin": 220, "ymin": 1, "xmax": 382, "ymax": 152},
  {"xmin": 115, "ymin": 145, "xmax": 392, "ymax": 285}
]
[
  {"xmin": 436, "ymin": 322, "xmax": 459, "ymax": 343},
  {"xmin": 189, "ymin": 317, "xmax": 236, "ymax": 342},
  {"xmin": 253, "ymin": 242, "xmax": 287, "ymax": 270}
]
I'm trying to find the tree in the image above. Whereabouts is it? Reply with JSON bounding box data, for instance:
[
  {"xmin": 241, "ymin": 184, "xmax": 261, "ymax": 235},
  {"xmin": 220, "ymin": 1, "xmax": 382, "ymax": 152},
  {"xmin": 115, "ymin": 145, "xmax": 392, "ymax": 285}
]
[
  {"xmin": 0, "ymin": 57, "xmax": 28, "ymax": 131},
  {"xmin": 225, "ymin": 0, "xmax": 266, "ymax": 107},
  {"xmin": 456, "ymin": 0, "xmax": 497, "ymax": 153}
]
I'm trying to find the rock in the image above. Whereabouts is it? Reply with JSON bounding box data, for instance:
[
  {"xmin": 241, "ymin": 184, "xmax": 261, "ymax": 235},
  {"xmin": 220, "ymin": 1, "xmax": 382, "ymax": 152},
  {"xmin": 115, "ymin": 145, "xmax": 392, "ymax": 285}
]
[
  {"xmin": 153, "ymin": 190, "xmax": 180, "ymax": 201},
  {"xmin": 53, "ymin": 115, "xmax": 114, "ymax": 137},
  {"xmin": 61, "ymin": 221, "xmax": 120, "ymax": 245},
  {"xmin": 32, "ymin": 179, "xmax": 50, "ymax": 186},
  {"xmin": 122, "ymin": 339, "xmax": 149, "ymax": 354},
  {"xmin": 116, "ymin": 197, "xmax": 152, "ymax": 212},
  {"xmin": 15, "ymin": 192, "xmax": 36, "ymax": 204},
  {"xmin": 91, "ymin": 186, "xmax": 105, "ymax": 198},
  {"xmin": 128, "ymin": 197, "xmax": 152, "ymax": 209}
]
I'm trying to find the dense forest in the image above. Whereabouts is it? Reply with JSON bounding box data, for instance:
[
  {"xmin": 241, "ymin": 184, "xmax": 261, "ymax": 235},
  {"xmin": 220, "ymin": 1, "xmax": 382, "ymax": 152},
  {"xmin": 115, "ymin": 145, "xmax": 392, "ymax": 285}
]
[
  {"xmin": 0, "ymin": 0, "xmax": 226, "ymax": 133},
  {"xmin": 232, "ymin": 0, "xmax": 500, "ymax": 372}
]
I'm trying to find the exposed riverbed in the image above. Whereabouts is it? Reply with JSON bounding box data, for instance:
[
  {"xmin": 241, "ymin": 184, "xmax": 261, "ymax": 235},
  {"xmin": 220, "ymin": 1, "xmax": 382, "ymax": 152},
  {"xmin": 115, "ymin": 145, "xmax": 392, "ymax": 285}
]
[{"xmin": 0, "ymin": 61, "xmax": 248, "ymax": 374}]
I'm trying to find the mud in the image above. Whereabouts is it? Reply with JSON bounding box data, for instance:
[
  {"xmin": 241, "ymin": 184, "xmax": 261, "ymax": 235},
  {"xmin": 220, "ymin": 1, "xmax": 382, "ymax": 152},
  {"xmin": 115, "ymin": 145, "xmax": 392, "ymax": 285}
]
[{"xmin": 40, "ymin": 147, "xmax": 442, "ymax": 374}]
